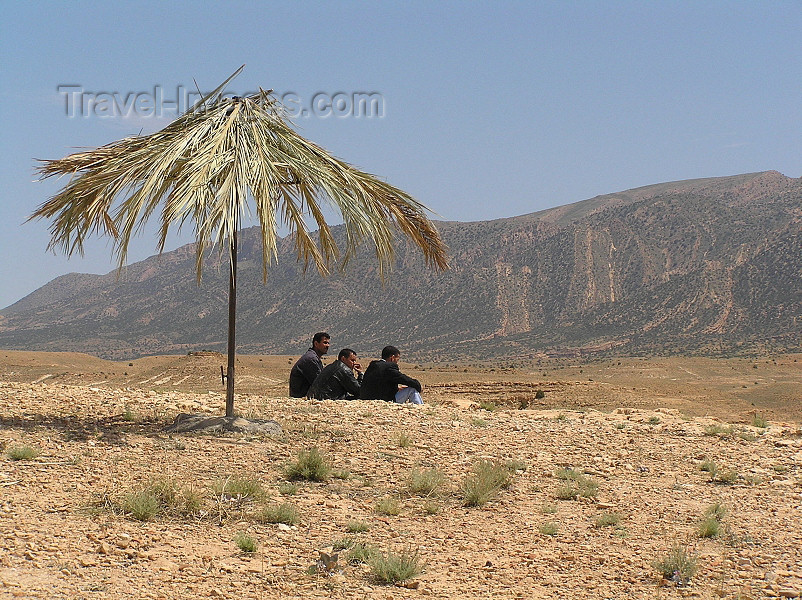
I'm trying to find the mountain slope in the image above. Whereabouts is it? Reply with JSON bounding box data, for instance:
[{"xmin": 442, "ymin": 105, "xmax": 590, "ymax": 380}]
[{"xmin": 1, "ymin": 171, "xmax": 799, "ymax": 360}]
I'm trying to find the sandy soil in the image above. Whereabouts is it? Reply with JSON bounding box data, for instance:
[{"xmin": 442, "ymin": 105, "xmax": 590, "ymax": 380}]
[{"xmin": 0, "ymin": 351, "xmax": 800, "ymax": 599}]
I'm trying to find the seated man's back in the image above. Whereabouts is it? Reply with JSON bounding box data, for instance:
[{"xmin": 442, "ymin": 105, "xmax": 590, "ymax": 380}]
[{"xmin": 360, "ymin": 345, "xmax": 422, "ymax": 404}]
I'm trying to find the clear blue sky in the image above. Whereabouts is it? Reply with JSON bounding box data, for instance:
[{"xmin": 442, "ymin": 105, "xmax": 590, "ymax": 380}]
[{"xmin": 1, "ymin": 1, "xmax": 800, "ymax": 309}]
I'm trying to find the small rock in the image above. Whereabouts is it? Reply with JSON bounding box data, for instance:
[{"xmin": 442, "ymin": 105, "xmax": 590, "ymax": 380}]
[
  {"xmin": 152, "ymin": 558, "xmax": 178, "ymax": 572},
  {"xmin": 78, "ymin": 556, "xmax": 97, "ymax": 567},
  {"xmin": 778, "ymin": 590, "xmax": 800, "ymax": 599}
]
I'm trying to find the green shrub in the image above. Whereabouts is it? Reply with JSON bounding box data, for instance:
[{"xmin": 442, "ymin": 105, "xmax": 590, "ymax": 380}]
[
  {"xmin": 375, "ymin": 497, "xmax": 401, "ymax": 516},
  {"xmin": 346, "ymin": 520, "xmax": 370, "ymax": 533},
  {"xmin": 555, "ymin": 467, "xmax": 582, "ymax": 480},
  {"xmin": 347, "ymin": 542, "xmax": 378, "ymax": 565},
  {"xmin": 257, "ymin": 502, "xmax": 299, "ymax": 526},
  {"xmin": 652, "ymin": 545, "xmax": 698, "ymax": 585},
  {"xmin": 407, "ymin": 468, "xmax": 446, "ymax": 497},
  {"xmin": 555, "ymin": 485, "xmax": 578, "ymax": 500},
  {"xmin": 331, "ymin": 537, "xmax": 353, "ymax": 551},
  {"xmin": 704, "ymin": 424, "xmax": 734, "ymax": 437},
  {"xmin": 121, "ymin": 408, "xmax": 139, "ymax": 422},
  {"xmin": 278, "ymin": 482, "xmax": 298, "ymax": 496},
  {"xmin": 577, "ymin": 477, "xmax": 599, "ymax": 498},
  {"xmin": 539, "ymin": 522, "xmax": 558, "ymax": 536},
  {"xmin": 177, "ymin": 485, "xmax": 204, "ymax": 515},
  {"xmin": 704, "ymin": 502, "xmax": 727, "ymax": 521},
  {"xmin": 120, "ymin": 477, "xmax": 202, "ymax": 520},
  {"xmin": 396, "ymin": 432, "xmax": 414, "ymax": 448},
  {"xmin": 461, "ymin": 460, "xmax": 513, "ymax": 507},
  {"xmin": 697, "ymin": 517, "xmax": 721, "ymax": 538},
  {"xmin": 595, "ymin": 512, "xmax": 621, "ymax": 528},
  {"xmin": 235, "ymin": 532, "xmax": 257, "ymax": 553},
  {"xmin": 714, "ymin": 469, "xmax": 738, "ymax": 485},
  {"xmin": 423, "ymin": 501, "xmax": 440, "ymax": 515},
  {"xmin": 699, "ymin": 459, "xmax": 717, "ymax": 473},
  {"xmin": 122, "ymin": 489, "xmax": 161, "ymax": 521},
  {"xmin": 285, "ymin": 448, "xmax": 331, "ymax": 482},
  {"xmin": 478, "ymin": 400, "xmax": 498, "ymax": 412},
  {"xmin": 554, "ymin": 468, "xmax": 598, "ymax": 500},
  {"xmin": 369, "ymin": 548, "xmax": 423, "ymax": 584},
  {"xmin": 534, "ymin": 389, "xmax": 545, "ymax": 400},
  {"xmin": 6, "ymin": 445, "xmax": 40, "ymax": 461},
  {"xmin": 751, "ymin": 413, "xmax": 768, "ymax": 428},
  {"xmin": 506, "ymin": 459, "xmax": 527, "ymax": 472},
  {"xmin": 213, "ymin": 476, "xmax": 265, "ymax": 500}
]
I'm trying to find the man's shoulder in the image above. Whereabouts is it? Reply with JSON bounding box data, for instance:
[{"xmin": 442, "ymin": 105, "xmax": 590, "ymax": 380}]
[
  {"xmin": 365, "ymin": 359, "xmax": 394, "ymax": 371},
  {"xmin": 319, "ymin": 360, "xmax": 338, "ymax": 373},
  {"xmin": 299, "ymin": 349, "xmax": 322, "ymax": 364}
]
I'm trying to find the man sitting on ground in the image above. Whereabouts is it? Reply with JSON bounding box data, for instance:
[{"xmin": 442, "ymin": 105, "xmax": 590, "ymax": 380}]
[
  {"xmin": 288, "ymin": 332, "xmax": 330, "ymax": 397},
  {"xmin": 359, "ymin": 345, "xmax": 423, "ymax": 405},
  {"xmin": 307, "ymin": 348, "xmax": 363, "ymax": 400}
]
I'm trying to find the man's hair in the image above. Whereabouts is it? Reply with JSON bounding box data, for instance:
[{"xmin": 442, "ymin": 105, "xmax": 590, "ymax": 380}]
[
  {"xmin": 338, "ymin": 348, "xmax": 356, "ymax": 361},
  {"xmin": 381, "ymin": 345, "xmax": 400, "ymax": 360},
  {"xmin": 312, "ymin": 332, "xmax": 330, "ymax": 344}
]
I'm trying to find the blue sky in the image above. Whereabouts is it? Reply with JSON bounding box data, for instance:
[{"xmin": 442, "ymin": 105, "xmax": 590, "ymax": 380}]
[{"xmin": 1, "ymin": 1, "xmax": 800, "ymax": 309}]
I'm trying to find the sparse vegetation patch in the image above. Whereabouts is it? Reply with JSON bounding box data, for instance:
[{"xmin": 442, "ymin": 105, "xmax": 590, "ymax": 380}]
[
  {"xmin": 652, "ymin": 545, "xmax": 698, "ymax": 586},
  {"xmin": 369, "ymin": 547, "xmax": 423, "ymax": 585},
  {"xmin": 407, "ymin": 467, "xmax": 447, "ymax": 497},
  {"xmin": 7, "ymin": 445, "xmax": 40, "ymax": 461},
  {"xmin": 461, "ymin": 460, "xmax": 514, "ymax": 507},
  {"xmin": 285, "ymin": 447, "xmax": 331, "ymax": 482}
]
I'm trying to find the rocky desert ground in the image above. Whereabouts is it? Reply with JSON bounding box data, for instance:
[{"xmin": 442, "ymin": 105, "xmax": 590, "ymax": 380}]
[{"xmin": 0, "ymin": 350, "xmax": 800, "ymax": 599}]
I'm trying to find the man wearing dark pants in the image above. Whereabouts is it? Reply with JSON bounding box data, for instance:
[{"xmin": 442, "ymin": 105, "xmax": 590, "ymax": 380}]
[
  {"xmin": 360, "ymin": 345, "xmax": 423, "ymax": 404},
  {"xmin": 288, "ymin": 332, "xmax": 330, "ymax": 397}
]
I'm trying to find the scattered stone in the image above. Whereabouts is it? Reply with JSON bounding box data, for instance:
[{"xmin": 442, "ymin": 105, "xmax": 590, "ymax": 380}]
[{"xmin": 165, "ymin": 413, "xmax": 282, "ymax": 434}]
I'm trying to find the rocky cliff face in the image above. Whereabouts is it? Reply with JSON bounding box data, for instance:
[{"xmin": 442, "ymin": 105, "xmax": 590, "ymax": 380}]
[{"xmin": 2, "ymin": 171, "xmax": 799, "ymax": 360}]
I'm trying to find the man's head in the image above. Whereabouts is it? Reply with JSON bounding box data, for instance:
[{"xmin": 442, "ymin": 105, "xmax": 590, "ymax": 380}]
[
  {"xmin": 338, "ymin": 348, "xmax": 358, "ymax": 370},
  {"xmin": 312, "ymin": 332, "xmax": 331, "ymax": 356},
  {"xmin": 381, "ymin": 345, "xmax": 401, "ymax": 362}
]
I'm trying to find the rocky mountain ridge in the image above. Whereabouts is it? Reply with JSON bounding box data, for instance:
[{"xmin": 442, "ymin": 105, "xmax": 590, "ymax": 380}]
[{"xmin": 1, "ymin": 170, "xmax": 799, "ymax": 360}]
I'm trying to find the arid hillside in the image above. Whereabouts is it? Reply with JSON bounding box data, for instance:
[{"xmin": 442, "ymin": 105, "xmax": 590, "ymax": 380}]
[
  {"xmin": 2, "ymin": 171, "xmax": 800, "ymax": 360},
  {"xmin": 1, "ymin": 352, "xmax": 800, "ymax": 599}
]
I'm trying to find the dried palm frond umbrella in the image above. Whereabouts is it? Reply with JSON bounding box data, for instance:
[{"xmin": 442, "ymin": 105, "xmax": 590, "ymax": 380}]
[{"xmin": 31, "ymin": 66, "xmax": 448, "ymax": 417}]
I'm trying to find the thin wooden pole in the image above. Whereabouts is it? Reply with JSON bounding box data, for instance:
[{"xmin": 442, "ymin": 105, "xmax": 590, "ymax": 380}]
[{"xmin": 225, "ymin": 230, "xmax": 237, "ymax": 417}]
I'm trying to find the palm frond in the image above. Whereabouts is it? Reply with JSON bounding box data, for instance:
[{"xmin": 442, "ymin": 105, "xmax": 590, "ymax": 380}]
[{"xmin": 32, "ymin": 67, "xmax": 448, "ymax": 280}]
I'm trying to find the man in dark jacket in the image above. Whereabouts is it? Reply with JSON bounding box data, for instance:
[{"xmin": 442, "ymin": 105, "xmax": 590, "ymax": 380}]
[
  {"xmin": 307, "ymin": 348, "xmax": 363, "ymax": 400},
  {"xmin": 360, "ymin": 345, "xmax": 423, "ymax": 404},
  {"xmin": 288, "ymin": 332, "xmax": 330, "ymax": 397}
]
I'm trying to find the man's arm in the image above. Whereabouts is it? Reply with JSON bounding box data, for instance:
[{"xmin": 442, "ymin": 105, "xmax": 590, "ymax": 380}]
[
  {"xmin": 387, "ymin": 364, "xmax": 422, "ymax": 392},
  {"xmin": 334, "ymin": 364, "xmax": 361, "ymax": 396}
]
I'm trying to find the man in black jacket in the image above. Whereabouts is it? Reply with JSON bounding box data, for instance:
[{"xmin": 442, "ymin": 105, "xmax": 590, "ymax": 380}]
[
  {"xmin": 288, "ymin": 332, "xmax": 330, "ymax": 397},
  {"xmin": 307, "ymin": 348, "xmax": 363, "ymax": 400},
  {"xmin": 360, "ymin": 345, "xmax": 423, "ymax": 404}
]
